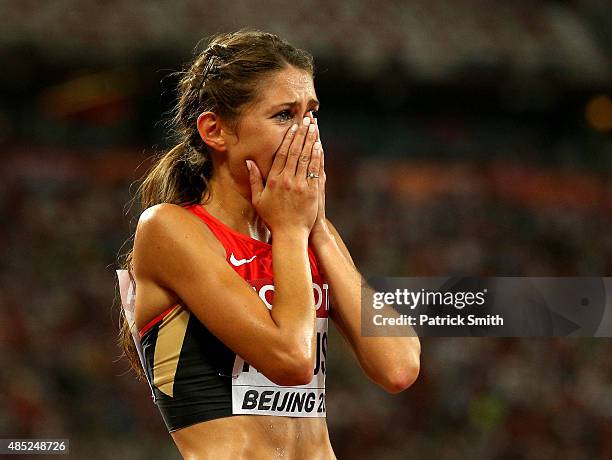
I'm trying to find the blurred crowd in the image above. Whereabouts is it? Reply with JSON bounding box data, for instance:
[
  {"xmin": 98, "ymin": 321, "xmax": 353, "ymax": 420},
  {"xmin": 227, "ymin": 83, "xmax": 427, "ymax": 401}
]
[
  {"xmin": 0, "ymin": 0, "xmax": 611, "ymax": 458},
  {"xmin": 0, "ymin": 0, "xmax": 610, "ymax": 85},
  {"xmin": 329, "ymin": 337, "xmax": 612, "ymax": 459},
  {"xmin": 0, "ymin": 142, "xmax": 610, "ymax": 458}
]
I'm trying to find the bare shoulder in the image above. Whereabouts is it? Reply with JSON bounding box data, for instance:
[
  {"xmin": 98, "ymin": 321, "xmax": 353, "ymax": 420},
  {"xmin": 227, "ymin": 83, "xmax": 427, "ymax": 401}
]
[
  {"xmin": 137, "ymin": 203, "xmax": 196, "ymax": 235},
  {"xmin": 136, "ymin": 203, "xmax": 220, "ymax": 246},
  {"xmin": 133, "ymin": 203, "xmax": 224, "ymax": 282}
]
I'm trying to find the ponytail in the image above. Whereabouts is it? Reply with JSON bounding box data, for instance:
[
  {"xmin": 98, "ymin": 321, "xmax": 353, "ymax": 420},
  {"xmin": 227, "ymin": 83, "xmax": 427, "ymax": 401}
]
[
  {"xmin": 115, "ymin": 141, "xmax": 212, "ymax": 381},
  {"xmin": 138, "ymin": 142, "xmax": 212, "ymax": 209}
]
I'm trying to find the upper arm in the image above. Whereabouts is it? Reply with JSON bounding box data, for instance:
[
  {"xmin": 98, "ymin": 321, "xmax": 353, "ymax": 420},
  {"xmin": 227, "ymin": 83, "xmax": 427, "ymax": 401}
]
[
  {"xmin": 321, "ymin": 220, "xmax": 420, "ymax": 392},
  {"xmin": 320, "ymin": 218, "xmax": 362, "ymax": 344},
  {"xmin": 132, "ymin": 204, "xmax": 297, "ymax": 382}
]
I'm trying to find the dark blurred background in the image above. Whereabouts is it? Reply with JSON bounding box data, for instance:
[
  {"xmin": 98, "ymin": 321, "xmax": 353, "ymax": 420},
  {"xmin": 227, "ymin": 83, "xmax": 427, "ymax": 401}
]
[{"xmin": 0, "ymin": 1, "xmax": 611, "ymax": 458}]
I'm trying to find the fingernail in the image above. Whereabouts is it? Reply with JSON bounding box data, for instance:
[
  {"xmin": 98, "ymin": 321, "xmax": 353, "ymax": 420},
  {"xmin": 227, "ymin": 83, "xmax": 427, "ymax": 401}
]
[
  {"xmin": 291, "ymin": 124, "xmax": 298, "ymax": 132},
  {"xmin": 308, "ymin": 123, "xmax": 315, "ymax": 133},
  {"xmin": 314, "ymin": 141, "xmax": 321, "ymax": 150},
  {"xmin": 303, "ymin": 117, "xmax": 310, "ymax": 126},
  {"xmin": 245, "ymin": 160, "xmax": 252, "ymax": 171}
]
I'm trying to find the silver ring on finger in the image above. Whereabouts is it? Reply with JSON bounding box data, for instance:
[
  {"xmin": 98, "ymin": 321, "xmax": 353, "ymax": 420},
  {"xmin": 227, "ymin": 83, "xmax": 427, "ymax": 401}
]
[{"xmin": 306, "ymin": 171, "xmax": 320, "ymax": 179}]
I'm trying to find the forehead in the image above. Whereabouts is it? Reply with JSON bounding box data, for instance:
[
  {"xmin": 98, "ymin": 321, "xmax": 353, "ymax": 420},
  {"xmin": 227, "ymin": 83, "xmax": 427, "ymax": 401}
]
[{"xmin": 255, "ymin": 66, "xmax": 316, "ymax": 107}]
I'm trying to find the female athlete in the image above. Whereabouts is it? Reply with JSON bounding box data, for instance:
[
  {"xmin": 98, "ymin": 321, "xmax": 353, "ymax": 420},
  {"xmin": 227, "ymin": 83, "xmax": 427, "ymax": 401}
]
[{"xmin": 117, "ymin": 30, "xmax": 420, "ymax": 459}]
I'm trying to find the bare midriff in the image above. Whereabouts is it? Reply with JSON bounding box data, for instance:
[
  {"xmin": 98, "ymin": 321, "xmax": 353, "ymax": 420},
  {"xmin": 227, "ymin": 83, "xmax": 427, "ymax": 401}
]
[{"xmin": 170, "ymin": 415, "xmax": 336, "ymax": 460}]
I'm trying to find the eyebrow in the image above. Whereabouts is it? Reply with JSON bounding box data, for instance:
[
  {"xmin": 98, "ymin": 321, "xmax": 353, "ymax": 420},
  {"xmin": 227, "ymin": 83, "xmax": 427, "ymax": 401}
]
[{"xmin": 270, "ymin": 99, "xmax": 320, "ymax": 110}]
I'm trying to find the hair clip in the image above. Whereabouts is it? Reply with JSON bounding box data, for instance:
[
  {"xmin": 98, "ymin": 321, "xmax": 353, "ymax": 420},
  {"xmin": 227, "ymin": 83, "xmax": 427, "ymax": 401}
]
[{"xmin": 196, "ymin": 55, "xmax": 222, "ymax": 101}]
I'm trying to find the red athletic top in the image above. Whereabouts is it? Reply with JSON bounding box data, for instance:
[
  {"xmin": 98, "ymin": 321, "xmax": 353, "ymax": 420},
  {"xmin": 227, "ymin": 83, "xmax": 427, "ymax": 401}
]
[
  {"xmin": 186, "ymin": 204, "xmax": 326, "ymax": 295},
  {"xmin": 138, "ymin": 203, "xmax": 329, "ymax": 431}
]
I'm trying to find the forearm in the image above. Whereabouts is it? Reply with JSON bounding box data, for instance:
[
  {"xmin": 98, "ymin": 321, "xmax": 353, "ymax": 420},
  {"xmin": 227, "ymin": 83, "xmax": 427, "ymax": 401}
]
[
  {"xmin": 270, "ymin": 230, "xmax": 317, "ymax": 357},
  {"xmin": 311, "ymin": 227, "xmax": 421, "ymax": 392}
]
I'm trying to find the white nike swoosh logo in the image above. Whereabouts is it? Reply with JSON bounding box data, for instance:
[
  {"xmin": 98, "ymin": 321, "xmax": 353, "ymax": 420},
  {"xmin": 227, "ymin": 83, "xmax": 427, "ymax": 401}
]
[{"xmin": 229, "ymin": 253, "xmax": 257, "ymax": 266}]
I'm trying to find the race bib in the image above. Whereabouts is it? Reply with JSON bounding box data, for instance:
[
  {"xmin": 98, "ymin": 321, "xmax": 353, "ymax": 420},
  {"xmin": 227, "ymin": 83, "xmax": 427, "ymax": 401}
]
[{"xmin": 231, "ymin": 278, "xmax": 329, "ymax": 417}]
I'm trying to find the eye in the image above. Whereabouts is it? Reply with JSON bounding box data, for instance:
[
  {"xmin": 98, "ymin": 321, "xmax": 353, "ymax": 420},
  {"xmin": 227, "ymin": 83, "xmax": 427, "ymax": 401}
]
[
  {"xmin": 310, "ymin": 110, "xmax": 318, "ymax": 119},
  {"xmin": 274, "ymin": 110, "xmax": 293, "ymax": 122}
]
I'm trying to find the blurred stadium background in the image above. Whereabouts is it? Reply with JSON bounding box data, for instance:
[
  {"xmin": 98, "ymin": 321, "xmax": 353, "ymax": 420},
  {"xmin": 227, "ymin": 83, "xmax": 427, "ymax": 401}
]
[{"xmin": 1, "ymin": 1, "xmax": 611, "ymax": 458}]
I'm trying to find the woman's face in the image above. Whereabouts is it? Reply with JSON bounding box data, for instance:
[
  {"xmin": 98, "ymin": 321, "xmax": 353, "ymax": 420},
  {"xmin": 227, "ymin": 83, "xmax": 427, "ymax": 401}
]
[{"xmin": 224, "ymin": 65, "xmax": 319, "ymax": 182}]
